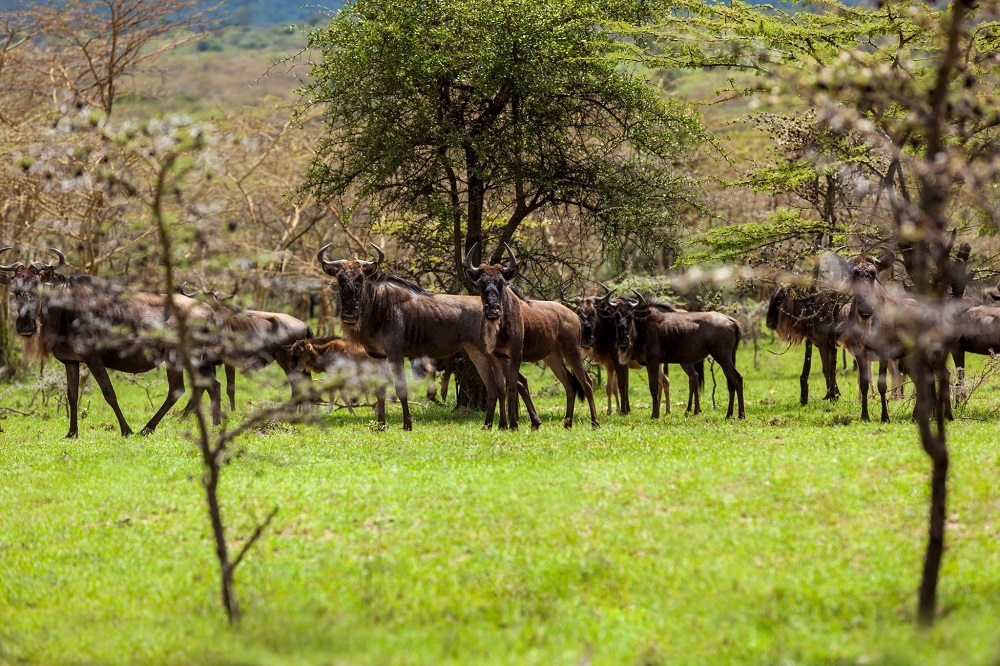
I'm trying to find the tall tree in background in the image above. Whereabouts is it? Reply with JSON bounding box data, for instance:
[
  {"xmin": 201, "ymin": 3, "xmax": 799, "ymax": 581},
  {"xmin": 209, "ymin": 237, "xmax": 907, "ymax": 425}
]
[{"xmin": 297, "ymin": 0, "xmax": 704, "ymax": 291}]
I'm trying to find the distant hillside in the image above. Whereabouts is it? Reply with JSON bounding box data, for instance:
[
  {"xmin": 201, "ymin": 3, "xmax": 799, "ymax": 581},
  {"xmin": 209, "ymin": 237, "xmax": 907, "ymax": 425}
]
[
  {"xmin": 0, "ymin": 0, "xmax": 865, "ymax": 26},
  {"xmin": 0, "ymin": 0, "xmax": 345, "ymax": 25}
]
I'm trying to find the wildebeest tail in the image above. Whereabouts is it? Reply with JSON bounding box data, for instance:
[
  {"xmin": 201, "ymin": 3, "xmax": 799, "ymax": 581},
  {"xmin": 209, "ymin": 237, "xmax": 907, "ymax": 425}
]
[{"xmin": 566, "ymin": 363, "xmax": 585, "ymax": 399}]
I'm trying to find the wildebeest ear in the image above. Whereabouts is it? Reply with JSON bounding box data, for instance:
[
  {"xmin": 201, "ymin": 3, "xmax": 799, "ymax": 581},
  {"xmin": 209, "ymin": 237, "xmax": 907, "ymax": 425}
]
[
  {"xmin": 0, "ymin": 274, "xmax": 9, "ymax": 285},
  {"xmin": 465, "ymin": 266, "xmax": 483, "ymax": 282},
  {"xmin": 360, "ymin": 260, "xmax": 379, "ymax": 277}
]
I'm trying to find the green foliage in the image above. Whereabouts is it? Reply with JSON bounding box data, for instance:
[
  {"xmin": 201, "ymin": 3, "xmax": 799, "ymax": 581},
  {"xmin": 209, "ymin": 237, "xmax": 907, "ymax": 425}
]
[
  {"xmin": 297, "ymin": 0, "xmax": 705, "ymax": 284},
  {"xmin": 678, "ymin": 208, "xmax": 830, "ymax": 267},
  {"xmin": 3, "ymin": 350, "xmax": 1000, "ymax": 662}
]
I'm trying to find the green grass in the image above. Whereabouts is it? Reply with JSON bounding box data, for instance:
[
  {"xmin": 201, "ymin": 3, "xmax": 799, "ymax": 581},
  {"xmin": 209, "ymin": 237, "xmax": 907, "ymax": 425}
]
[{"xmin": 2, "ymin": 345, "xmax": 1000, "ymax": 665}]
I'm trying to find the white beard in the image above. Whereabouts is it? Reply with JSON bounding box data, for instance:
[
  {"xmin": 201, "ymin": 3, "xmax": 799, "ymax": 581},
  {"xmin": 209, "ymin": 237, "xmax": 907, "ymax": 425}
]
[
  {"xmin": 20, "ymin": 321, "xmax": 49, "ymax": 365},
  {"xmin": 483, "ymin": 318, "xmax": 500, "ymax": 354}
]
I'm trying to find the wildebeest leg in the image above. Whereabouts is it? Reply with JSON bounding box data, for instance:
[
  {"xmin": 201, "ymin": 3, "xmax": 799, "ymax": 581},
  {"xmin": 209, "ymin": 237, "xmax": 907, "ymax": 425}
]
[
  {"xmin": 508, "ymin": 354, "xmax": 523, "ymax": 431},
  {"xmin": 615, "ymin": 362, "xmax": 631, "ymax": 415},
  {"xmin": 545, "ymin": 354, "xmax": 578, "ymax": 428},
  {"xmin": 858, "ymin": 351, "xmax": 872, "ymax": 422},
  {"xmin": 372, "ymin": 384, "xmax": 386, "ymax": 419},
  {"xmin": 140, "ymin": 365, "xmax": 187, "ymax": 435},
  {"xmin": 877, "ymin": 359, "xmax": 889, "ymax": 424},
  {"xmin": 605, "ymin": 365, "xmax": 617, "ymax": 416},
  {"xmin": 682, "ymin": 364, "xmax": 701, "ymax": 415},
  {"xmin": 205, "ymin": 367, "xmax": 222, "ymax": 426},
  {"xmin": 564, "ymin": 349, "xmax": 599, "ymax": 428},
  {"xmin": 647, "ymin": 360, "xmax": 662, "ymax": 419},
  {"xmin": 514, "ymin": 372, "xmax": 543, "ymax": 430},
  {"xmin": 661, "ymin": 365, "xmax": 671, "ymax": 415},
  {"xmin": 820, "ymin": 341, "xmax": 839, "ymax": 401},
  {"xmin": 65, "ymin": 361, "xmax": 81, "ymax": 439},
  {"xmin": 84, "ymin": 357, "xmax": 133, "ymax": 436},
  {"xmin": 440, "ymin": 360, "xmax": 453, "ymax": 402},
  {"xmin": 800, "ymin": 338, "xmax": 813, "ymax": 405},
  {"xmin": 389, "ymin": 357, "xmax": 411, "ymax": 430},
  {"xmin": 717, "ymin": 347, "xmax": 745, "ymax": 419},
  {"xmin": 467, "ymin": 349, "xmax": 502, "ymax": 429},
  {"xmin": 225, "ymin": 364, "xmax": 237, "ymax": 411}
]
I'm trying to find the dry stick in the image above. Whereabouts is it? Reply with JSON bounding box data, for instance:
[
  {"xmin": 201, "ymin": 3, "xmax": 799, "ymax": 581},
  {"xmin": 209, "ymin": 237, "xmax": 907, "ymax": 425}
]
[{"xmin": 148, "ymin": 149, "xmax": 276, "ymax": 626}]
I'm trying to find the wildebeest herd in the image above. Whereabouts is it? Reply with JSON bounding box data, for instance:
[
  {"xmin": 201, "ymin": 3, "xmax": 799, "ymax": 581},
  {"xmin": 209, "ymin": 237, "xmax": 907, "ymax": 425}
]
[{"xmin": 3, "ymin": 241, "xmax": 1000, "ymax": 437}]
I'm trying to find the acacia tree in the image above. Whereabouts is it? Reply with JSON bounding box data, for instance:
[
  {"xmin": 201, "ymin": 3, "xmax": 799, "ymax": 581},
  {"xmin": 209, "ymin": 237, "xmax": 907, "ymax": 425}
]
[
  {"xmin": 649, "ymin": 0, "xmax": 1000, "ymax": 625},
  {"xmin": 639, "ymin": 1, "xmax": 963, "ymax": 269},
  {"xmin": 297, "ymin": 0, "xmax": 704, "ymax": 291}
]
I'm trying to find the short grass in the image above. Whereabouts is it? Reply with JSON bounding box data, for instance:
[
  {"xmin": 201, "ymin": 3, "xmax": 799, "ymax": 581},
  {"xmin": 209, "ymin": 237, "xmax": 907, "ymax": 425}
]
[{"xmin": 2, "ymin": 343, "xmax": 1000, "ymax": 665}]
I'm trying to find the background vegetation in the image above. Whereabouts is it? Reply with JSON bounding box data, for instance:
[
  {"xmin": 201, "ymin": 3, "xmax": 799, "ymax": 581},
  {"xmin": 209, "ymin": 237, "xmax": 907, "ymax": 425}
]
[{"xmin": 2, "ymin": 0, "xmax": 1000, "ymax": 660}]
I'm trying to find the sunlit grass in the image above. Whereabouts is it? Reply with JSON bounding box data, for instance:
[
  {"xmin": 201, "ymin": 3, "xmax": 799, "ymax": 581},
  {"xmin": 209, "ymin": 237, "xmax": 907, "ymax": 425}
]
[{"xmin": 1, "ymin": 344, "xmax": 999, "ymax": 665}]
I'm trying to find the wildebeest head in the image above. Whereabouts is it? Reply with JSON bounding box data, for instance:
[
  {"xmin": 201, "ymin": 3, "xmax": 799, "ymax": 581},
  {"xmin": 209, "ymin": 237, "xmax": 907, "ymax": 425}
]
[
  {"xmin": 843, "ymin": 247, "xmax": 895, "ymax": 322},
  {"xmin": 317, "ymin": 242, "xmax": 383, "ymax": 325},
  {"xmin": 285, "ymin": 338, "xmax": 319, "ymax": 374},
  {"xmin": 765, "ymin": 286, "xmax": 790, "ymax": 331},
  {"xmin": 463, "ymin": 243, "xmax": 518, "ymax": 321},
  {"xmin": 597, "ymin": 293, "xmax": 643, "ymax": 351},
  {"xmin": 0, "ymin": 247, "xmax": 66, "ymax": 337},
  {"xmin": 575, "ymin": 284, "xmax": 616, "ymax": 349}
]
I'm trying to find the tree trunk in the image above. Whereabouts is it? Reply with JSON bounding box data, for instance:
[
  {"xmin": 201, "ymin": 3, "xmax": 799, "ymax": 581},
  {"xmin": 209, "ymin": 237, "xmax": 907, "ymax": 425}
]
[{"xmin": 454, "ymin": 350, "xmax": 487, "ymax": 411}]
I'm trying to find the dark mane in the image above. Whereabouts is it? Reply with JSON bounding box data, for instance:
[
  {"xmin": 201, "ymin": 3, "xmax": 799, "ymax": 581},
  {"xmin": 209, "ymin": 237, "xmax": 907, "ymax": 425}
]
[
  {"xmin": 376, "ymin": 273, "xmax": 430, "ymax": 295},
  {"xmin": 650, "ymin": 302, "xmax": 678, "ymax": 312},
  {"xmin": 510, "ymin": 284, "xmax": 531, "ymax": 302}
]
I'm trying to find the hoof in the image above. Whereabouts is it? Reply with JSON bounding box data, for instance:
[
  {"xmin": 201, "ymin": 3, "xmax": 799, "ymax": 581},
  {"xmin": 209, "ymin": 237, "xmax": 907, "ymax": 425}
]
[{"xmin": 65, "ymin": 431, "xmax": 79, "ymax": 439}]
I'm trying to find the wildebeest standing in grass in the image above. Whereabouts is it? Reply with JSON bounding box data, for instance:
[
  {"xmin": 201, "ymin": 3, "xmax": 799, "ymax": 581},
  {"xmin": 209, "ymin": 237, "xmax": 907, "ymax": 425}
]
[
  {"xmin": 604, "ymin": 292, "xmax": 745, "ymax": 419},
  {"xmin": 286, "ymin": 336, "xmax": 390, "ymax": 414},
  {"xmin": 0, "ymin": 247, "xmax": 221, "ymax": 437},
  {"xmin": 317, "ymin": 242, "xmax": 508, "ymax": 430},
  {"xmin": 179, "ymin": 284, "xmax": 313, "ymax": 411},
  {"xmin": 575, "ymin": 288, "xmax": 698, "ymax": 416},
  {"xmin": 464, "ymin": 244, "xmax": 599, "ymax": 429},
  {"xmin": 766, "ymin": 285, "xmax": 846, "ymax": 405},
  {"xmin": 836, "ymin": 248, "xmax": 953, "ymax": 423}
]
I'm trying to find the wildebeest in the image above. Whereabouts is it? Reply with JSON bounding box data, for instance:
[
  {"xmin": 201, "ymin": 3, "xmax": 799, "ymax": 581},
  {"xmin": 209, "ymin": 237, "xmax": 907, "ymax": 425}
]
[
  {"xmin": 317, "ymin": 242, "xmax": 508, "ymax": 430},
  {"xmin": 575, "ymin": 288, "xmax": 700, "ymax": 416},
  {"xmin": 411, "ymin": 354, "xmax": 457, "ymax": 403},
  {"xmin": 766, "ymin": 286, "xmax": 847, "ymax": 404},
  {"xmin": 179, "ymin": 284, "xmax": 313, "ymax": 411},
  {"xmin": 0, "ymin": 247, "xmax": 221, "ymax": 437},
  {"xmin": 836, "ymin": 248, "xmax": 953, "ymax": 423},
  {"xmin": 285, "ymin": 336, "xmax": 390, "ymax": 413},
  {"xmin": 601, "ymin": 292, "xmax": 745, "ymax": 419},
  {"xmin": 464, "ymin": 244, "xmax": 599, "ymax": 429}
]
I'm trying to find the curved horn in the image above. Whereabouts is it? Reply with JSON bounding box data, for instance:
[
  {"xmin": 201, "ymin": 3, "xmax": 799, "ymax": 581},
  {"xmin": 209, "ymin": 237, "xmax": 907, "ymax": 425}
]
[
  {"xmin": 464, "ymin": 242, "xmax": 479, "ymax": 271},
  {"xmin": 598, "ymin": 286, "xmax": 617, "ymax": 305},
  {"xmin": 631, "ymin": 290, "xmax": 648, "ymax": 307},
  {"xmin": 47, "ymin": 248, "xmax": 65, "ymax": 270},
  {"xmin": 0, "ymin": 247, "xmax": 19, "ymax": 272},
  {"xmin": 369, "ymin": 242, "xmax": 384, "ymax": 266},
  {"xmin": 179, "ymin": 281, "xmax": 200, "ymax": 298},
  {"xmin": 597, "ymin": 281, "xmax": 612, "ymax": 296},
  {"xmin": 501, "ymin": 243, "xmax": 518, "ymax": 280},
  {"xmin": 871, "ymin": 245, "xmax": 897, "ymax": 271},
  {"xmin": 317, "ymin": 242, "xmax": 335, "ymax": 267}
]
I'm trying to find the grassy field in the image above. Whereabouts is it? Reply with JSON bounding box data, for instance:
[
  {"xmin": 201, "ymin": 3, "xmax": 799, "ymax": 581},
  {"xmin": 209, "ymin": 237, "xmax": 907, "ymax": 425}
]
[{"xmin": 2, "ymin": 344, "xmax": 1000, "ymax": 666}]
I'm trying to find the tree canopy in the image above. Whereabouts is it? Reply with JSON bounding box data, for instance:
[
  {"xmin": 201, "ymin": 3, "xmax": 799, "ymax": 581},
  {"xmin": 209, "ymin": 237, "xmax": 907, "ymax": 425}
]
[{"xmin": 297, "ymin": 0, "xmax": 705, "ymax": 291}]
